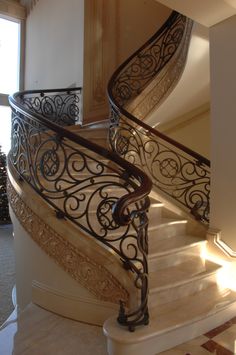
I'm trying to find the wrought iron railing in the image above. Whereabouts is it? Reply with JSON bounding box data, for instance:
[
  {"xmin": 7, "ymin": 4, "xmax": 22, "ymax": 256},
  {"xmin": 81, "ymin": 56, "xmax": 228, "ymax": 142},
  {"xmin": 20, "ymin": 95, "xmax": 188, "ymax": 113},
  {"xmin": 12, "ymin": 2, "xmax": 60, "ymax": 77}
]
[
  {"xmin": 9, "ymin": 88, "xmax": 152, "ymax": 331},
  {"xmin": 108, "ymin": 11, "xmax": 210, "ymax": 223},
  {"xmin": 19, "ymin": 87, "xmax": 82, "ymax": 126}
]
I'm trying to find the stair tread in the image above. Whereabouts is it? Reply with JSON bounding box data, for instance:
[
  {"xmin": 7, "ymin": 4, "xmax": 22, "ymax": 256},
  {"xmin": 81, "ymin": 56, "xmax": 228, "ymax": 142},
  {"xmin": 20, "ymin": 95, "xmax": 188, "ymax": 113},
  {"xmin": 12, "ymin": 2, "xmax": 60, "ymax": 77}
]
[
  {"xmin": 104, "ymin": 285, "xmax": 236, "ymax": 341},
  {"xmin": 149, "ymin": 234, "xmax": 206, "ymax": 257},
  {"xmin": 151, "ymin": 217, "xmax": 187, "ymax": 227},
  {"xmin": 148, "ymin": 217, "xmax": 187, "ymax": 232},
  {"xmin": 149, "ymin": 259, "xmax": 220, "ymax": 291}
]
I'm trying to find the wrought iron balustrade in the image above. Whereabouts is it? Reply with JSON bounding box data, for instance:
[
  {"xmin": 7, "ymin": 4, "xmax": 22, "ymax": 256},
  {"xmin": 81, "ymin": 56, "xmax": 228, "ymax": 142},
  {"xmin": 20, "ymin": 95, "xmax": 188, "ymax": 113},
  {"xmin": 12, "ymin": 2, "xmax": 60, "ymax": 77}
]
[
  {"xmin": 108, "ymin": 11, "xmax": 210, "ymax": 223},
  {"xmin": 19, "ymin": 87, "xmax": 82, "ymax": 126},
  {"xmin": 8, "ymin": 88, "xmax": 152, "ymax": 331}
]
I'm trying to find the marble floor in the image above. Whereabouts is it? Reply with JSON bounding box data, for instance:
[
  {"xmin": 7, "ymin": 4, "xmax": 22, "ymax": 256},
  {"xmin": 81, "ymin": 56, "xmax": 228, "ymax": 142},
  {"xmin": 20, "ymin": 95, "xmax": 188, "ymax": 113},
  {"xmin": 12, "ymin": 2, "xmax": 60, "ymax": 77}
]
[
  {"xmin": 0, "ymin": 303, "xmax": 236, "ymax": 354},
  {"xmin": 160, "ymin": 317, "xmax": 236, "ymax": 354}
]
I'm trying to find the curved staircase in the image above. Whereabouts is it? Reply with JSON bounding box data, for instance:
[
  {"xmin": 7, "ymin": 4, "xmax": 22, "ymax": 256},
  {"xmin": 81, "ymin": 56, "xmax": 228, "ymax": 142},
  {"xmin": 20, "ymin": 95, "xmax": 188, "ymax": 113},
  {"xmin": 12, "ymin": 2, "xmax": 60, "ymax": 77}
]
[{"xmin": 7, "ymin": 9, "xmax": 236, "ymax": 355}]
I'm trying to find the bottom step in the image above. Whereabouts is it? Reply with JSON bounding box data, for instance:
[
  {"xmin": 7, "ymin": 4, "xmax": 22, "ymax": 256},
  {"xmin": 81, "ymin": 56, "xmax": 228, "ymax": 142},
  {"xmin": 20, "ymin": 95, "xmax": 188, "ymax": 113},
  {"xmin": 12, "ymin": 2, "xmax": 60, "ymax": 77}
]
[{"xmin": 104, "ymin": 285, "xmax": 236, "ymax": 355}]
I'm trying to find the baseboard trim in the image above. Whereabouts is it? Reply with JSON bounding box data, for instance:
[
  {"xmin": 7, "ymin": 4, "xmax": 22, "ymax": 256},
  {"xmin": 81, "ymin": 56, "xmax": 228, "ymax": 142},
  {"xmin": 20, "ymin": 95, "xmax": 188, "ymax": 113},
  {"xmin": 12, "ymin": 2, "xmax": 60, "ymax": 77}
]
[
  {"xmin": 32, "ymin": 281, "xmax": 119, "ymax": 326},
  {"xmin": 207, "ymin": 228, "xmax": 236, "ymax": 258},
  {"xmin": 158, "ymin": 102, "xmax": 210, "ymax": 134}
]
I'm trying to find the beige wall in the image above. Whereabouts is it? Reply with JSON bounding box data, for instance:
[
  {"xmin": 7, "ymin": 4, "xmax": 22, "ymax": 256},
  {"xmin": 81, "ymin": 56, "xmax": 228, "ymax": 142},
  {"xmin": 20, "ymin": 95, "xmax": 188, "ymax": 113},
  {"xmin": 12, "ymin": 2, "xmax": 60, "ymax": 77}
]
[
  {"xmin": 117, "ymin": 0, "xmax": 171, "ymax": 64},
  {"xmin": 160, "ymin": 105, "xmax": 210, "ymax": 159},
  {"xmin": 83, "ymin": 0, "xmax": 171, "ymax": 123},
  {"xmin": 210, "ymin": 15, "xmax": 236, "ymax": 253},
  {"xmin": 24, "ymin": 0, "xmax": 171, "ymax": 123},
  {"xmin": 11, "ymin": 207, "xmax": 93, "ymax": 310},
  {"xmin": 24, "ymin": 0, "xmax": 84, "ymax": 90}
]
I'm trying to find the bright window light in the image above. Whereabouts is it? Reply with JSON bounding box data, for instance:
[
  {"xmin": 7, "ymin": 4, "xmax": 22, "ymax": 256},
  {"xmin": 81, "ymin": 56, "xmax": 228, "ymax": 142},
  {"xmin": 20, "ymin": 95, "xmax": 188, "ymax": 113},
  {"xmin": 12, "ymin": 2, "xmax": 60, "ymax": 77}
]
[
  {"xmin": 0, "ymin": 106, "xmax": 12, "ymax": 154},
  {"xmin": 0, "ymin": 17, "xmax": 20, "ymax": 95}
]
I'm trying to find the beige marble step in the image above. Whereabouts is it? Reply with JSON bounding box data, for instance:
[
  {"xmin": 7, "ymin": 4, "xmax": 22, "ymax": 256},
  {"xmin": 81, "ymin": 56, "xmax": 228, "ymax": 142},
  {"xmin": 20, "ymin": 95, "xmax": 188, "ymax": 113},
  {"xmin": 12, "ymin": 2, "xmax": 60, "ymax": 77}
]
[
  {"xmin": 104, "ymin": 284, "xmax": 236, "ymax": 354},
  {"xmin": 149, "ymin": 234, "xmax": 203, "ymax": 257},
  {"xmin": 148, "ymin": 218, "xmax": 188, "ymax": 243},
  {"xmin": 148, "ymin": 233, "xmax": 207, "ymax": 273},
  {"xmin": 67, "ymin": 123, "xmax": 109, "ymax": 138},
  {"xmin": 149, "ymin": 259, "xmax": 221, "ymax": 308}
]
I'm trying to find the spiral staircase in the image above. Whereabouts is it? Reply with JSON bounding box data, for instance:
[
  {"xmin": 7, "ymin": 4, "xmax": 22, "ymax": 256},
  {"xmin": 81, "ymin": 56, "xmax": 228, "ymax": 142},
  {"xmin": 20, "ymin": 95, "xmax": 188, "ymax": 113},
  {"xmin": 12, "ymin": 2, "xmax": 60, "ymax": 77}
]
[{"xmin": 6, "ymin": 9, "xmax": 236, "ymax": 355}]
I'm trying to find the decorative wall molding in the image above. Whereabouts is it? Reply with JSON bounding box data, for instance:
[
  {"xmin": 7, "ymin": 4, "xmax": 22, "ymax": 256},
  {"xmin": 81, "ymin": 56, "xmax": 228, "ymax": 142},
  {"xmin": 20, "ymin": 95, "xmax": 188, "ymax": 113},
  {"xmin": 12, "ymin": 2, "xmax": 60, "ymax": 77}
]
[
  {"xmin": 83, "ymin": 0, "xmax": 119, "ymax": 123},
  {"xmin": 207, "ymin": 228, "xmax": 236, "ymax": 258},
  {"xmin": 159, "ymin": 102, "xmax": 210, "ymax": 135},
  {"xmin": 0, "ymin": 0, "xmax": 26, "ymax": 19},
  {"xmin": 7, "ymin": 178, "xmax": 129, "ymax": 304},
  {"xmin": 20, "ymin": 0, "xmax": 39, "ymax": 15}
]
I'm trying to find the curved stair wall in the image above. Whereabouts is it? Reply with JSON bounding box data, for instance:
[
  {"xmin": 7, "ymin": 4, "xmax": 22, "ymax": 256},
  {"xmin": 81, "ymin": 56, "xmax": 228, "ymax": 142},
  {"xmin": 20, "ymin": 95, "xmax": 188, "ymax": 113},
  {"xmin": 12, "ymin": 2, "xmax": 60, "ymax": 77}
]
[{"xmin": 8, "ymin": 169, "xmax": 132, "ymax": 325}]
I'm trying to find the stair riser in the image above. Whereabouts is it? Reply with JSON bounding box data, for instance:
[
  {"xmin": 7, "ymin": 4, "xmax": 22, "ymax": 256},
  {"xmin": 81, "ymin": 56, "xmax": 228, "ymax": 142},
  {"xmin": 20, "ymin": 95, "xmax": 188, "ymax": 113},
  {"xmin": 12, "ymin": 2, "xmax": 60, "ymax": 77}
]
[
  {"xmin": 148, "ymin": 207, "xmax": 163, "ymax": 225},
  {"xmin": 148, "ymin": 243, "xmax": 206, "ymax": 272},
  {"xmin": 149, "ymin": 273, "xmax": 217, "ymax": 309},
  {"xmin": 149, "ymin": 222, "xmax": 187, "ymax": 248}
]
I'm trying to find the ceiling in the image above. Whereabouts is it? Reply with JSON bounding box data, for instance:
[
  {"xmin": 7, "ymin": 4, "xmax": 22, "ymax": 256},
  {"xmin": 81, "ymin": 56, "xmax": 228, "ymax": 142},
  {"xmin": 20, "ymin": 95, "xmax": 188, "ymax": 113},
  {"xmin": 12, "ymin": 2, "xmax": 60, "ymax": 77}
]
[{"xmin": 156, "ymin": 0, "xmax": 236, "ymax": 27}]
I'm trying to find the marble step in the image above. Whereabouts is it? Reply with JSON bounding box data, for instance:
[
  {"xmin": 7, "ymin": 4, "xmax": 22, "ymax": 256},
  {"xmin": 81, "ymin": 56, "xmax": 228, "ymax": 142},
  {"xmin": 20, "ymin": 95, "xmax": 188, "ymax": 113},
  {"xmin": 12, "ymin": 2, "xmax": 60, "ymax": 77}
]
[
  {"xmin": 148, "ymin": 239, "xmax": 207, "ymax": 272},
  {"xmin": 67, "ymin": 123, "xmax": 109, "ymax": 138},
  {"xmin": 148, "ymin": 218, "xmax": 188, "ymax": 241},
  {"xmin": 149, "ymin": 259, "xmax": 221, "ymax": 308},
  {"xmin": 104, "ymin": 284, "xmax": 236, "ymax": 354},
  {"xmin": 149, "ymin": 233, "xmax": 203, "ymax": 257}
]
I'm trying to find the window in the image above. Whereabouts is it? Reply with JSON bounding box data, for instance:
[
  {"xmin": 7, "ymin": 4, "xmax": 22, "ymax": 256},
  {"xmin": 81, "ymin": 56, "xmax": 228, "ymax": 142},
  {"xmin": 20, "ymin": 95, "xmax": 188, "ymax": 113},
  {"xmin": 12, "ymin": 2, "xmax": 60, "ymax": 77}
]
[{"xmin": 0, "ymin": 15, "xmax": 22, "ymax": 153}]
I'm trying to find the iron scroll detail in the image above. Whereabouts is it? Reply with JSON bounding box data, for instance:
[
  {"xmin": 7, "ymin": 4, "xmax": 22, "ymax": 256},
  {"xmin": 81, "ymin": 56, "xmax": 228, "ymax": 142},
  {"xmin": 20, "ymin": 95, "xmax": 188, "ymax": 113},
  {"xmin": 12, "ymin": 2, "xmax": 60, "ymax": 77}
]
[{"xmin": 108, "ymin": 11, "xmax": 210, "ymax": 223}]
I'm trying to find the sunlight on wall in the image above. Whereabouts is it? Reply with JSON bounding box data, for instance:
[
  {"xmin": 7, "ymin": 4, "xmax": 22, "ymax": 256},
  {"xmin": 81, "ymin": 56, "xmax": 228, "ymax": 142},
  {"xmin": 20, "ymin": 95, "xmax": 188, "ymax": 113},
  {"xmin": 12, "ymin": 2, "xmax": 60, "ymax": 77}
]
[
  {"xmin": 216, "ymin": 263, "xmax": 236, "ymax": 292},
  {"xmin": 201, "ymin": 245, "xmax": 236, "ymax": 292}
]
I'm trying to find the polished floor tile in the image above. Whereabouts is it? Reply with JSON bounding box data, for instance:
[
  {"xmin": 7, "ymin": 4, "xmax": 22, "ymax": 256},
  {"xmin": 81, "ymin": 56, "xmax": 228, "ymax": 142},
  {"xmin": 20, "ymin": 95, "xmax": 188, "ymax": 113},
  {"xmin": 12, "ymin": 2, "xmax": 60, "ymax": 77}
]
[{"xmin": 1, "ymin": 304, "xmax": 236, "ymax": 354}]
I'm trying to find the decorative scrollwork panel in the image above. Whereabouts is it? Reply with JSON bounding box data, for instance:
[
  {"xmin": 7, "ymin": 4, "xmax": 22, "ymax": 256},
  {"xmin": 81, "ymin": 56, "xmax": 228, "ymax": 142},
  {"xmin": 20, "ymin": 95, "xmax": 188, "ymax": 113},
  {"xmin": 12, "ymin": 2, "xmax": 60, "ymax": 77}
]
[
  {"xmin": 9, "ymin": 87, "xmax": 151, "ymax": 331},
  {"xmin": 21, "ymin": 88, "xmax": 82, "ymax": 126},
  {"xmin": 109, "ymin": 114, "xmax": 210, "ymax": 223}
]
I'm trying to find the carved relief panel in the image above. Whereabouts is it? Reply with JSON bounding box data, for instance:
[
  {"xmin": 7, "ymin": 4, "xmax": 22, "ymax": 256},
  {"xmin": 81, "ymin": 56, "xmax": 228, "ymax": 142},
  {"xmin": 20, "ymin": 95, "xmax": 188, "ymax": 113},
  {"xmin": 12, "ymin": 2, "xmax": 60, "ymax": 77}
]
[{"xmin": 83, "ymin": 0, "xmax": 118, "ymax": 123}]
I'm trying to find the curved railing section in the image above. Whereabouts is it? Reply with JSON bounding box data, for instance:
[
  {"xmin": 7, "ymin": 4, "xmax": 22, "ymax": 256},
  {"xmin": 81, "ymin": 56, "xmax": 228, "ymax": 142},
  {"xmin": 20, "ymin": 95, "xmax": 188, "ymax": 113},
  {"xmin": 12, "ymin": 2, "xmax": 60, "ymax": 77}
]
[
  {"xmin": 9, "ymin": 88, "xmax": 152, "ymax": 331},
  {"xmin": 108, "ymin": 11, "xmax": 210, "ymax": 223}
]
